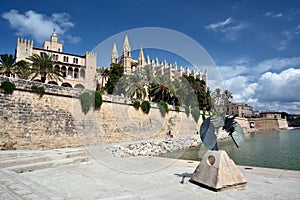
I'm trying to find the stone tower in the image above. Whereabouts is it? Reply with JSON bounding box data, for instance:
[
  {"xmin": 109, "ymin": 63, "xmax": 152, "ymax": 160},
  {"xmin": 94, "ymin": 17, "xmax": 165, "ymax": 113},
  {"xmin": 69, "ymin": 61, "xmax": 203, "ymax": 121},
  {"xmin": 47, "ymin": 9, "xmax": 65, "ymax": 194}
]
[
  {"xmin": 111, "ymin": 42, "xmax": 119, "ymax": 65},
  {"xmin": 138, "ymin": 45, "xmax": 145, "ymax": 66},
  {"xmin": 15, "ymin": 38, "xmax": 33, "ymax": 62},
  {"xmin": 84, "ymin": 52, "xmax": 97, "ymax": 90},
  {"xmin": 42, "ymin": 29, "xmax": 63, "ymax": 52},
  {"xmin": 122, "ymin": 34, "xmax": 132, "ymax": 74}
]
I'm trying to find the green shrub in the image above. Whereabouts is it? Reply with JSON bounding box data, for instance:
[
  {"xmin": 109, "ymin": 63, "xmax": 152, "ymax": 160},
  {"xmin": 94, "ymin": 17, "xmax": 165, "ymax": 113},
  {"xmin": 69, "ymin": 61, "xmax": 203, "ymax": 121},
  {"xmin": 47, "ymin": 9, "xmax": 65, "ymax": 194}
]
[
  {"xmin": 157, "ymin": 101, "xmax": 169, "ymax": 117},
  {"xmin": 184, "ymin": 106, "xmax": 190, "ymax": 118},
  {"xmin": 0, "ymin": 81, "xmax": 16, "ymax": 94},
  {"xmin": 31, "ymin": 85, "xmax": 45, "ymax": 98},
  {"xmin": 133, "ymin": 100, "xmax": 140, "ymax": 110},
  {"xmin": 94, "ymin": 91, "xmax": 103, "ymax": 109},
  {"xmin": 175, "ymin": 106, "xmax": 180, "ymax": 112},
  {"xmin": 141, "ymin": 100, "xmax": 151, "ymax": 114},
  {"xmin": 79, "ymin": 91, "xmax": 103, "ymax": 114},
  {"xmin": 191, "ymin": 107, "xmax": 200, "ymax": 123},
  {"xmin": 79, "ymin": 92, "xmax": 93, "ymax": 114}
]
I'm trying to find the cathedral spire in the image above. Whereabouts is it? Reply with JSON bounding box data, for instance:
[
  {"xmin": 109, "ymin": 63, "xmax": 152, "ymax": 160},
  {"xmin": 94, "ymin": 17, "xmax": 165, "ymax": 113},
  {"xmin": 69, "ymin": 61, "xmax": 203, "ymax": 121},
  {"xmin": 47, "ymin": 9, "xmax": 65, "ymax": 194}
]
[
  {"xmin": 122, "ymin": 34, "xmax": 131, "ymax": 58},
  {"xmin": 138, "ymin": 45, "xmax": 145, "ymax": 66},
  {"xmin": 111, "ymin": 42, "xmax": 118, "ymax": 64}
]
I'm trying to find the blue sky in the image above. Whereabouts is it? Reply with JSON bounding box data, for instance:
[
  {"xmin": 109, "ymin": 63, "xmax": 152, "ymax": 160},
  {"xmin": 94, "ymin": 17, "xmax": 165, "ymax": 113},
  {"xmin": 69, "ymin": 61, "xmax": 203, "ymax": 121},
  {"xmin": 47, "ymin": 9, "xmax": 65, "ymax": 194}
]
[{"xmin": 1, "ymin": 0, "xmax": 300, "ymax": 113}]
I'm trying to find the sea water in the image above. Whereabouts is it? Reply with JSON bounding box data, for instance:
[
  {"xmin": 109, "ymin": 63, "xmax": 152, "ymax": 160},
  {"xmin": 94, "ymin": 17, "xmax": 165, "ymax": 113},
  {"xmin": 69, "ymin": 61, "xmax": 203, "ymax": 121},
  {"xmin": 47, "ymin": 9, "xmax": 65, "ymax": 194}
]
[{"xmin": 160, "ymin": 128, "xmax": 300, "ymax": 170}]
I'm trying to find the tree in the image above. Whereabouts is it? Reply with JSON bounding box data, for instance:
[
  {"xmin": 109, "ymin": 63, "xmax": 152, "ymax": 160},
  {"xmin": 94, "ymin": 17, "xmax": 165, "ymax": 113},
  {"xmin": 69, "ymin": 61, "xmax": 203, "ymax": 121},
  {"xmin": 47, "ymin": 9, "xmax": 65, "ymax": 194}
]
[
  {"xmin": 0, "ymin": 54, "xmax": 25, "ymax": 77},
  {"xmin": 213, "ymin": 88, "xmax": 222, "ymax": 106},
  {"xmin": 222, "ymin": 90, "xmax": 233, "ymax": 104},
  {"xmin": 122, "ymin": 71, "xmax": 147, "ymax": 100},
  {"xmin": 141, "ymin": 65, "xmax": 155, "ymax": 100},
  {"xmin": 104, "ymin": 64, "xmax": 124, "ymax": 94},
  {"xmin": 182, "ymin": 75, "xmax": 211, "ymax": 120},
  {"xmin": 150, "ymin": 75, "xmax": 175, "ymax": 103},
  {"xmin": 15, "ymin": 60, "xmax": 32, "ymax": 79},
  {"xmin": 28, "ymin": 53, "xmax": 62, "ymax": 83}
]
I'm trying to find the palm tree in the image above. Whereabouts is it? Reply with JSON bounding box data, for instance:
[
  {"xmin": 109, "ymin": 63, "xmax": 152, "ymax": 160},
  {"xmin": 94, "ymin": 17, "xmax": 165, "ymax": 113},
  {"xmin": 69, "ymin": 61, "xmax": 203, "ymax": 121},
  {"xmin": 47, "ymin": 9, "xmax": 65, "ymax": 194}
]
[
  {"xmin": 150, "ymin": 75, "xmax": 175, "ymax": 102},
  {"xmin": 141, "ymin": 65, "xmax": 154, "ymax": 101},
  {"xmin": 213, "ymin": 88, "xmax": 222, "ymax": 106},
  {"xmin": 28, "ymin": 53, "xmax": 62, "ymax": 83},
  {"xmin": 222, "ymin": 90, "xmax": 233, "ymax": 104},
  {"xmin": 0, "ymin": 54, "xmax": 23, "ymax": 77},
  {"xmin": 15, "ymin": 60, "xmax": 32, "ymax": 79},
  {"xmin": 122, "ymin": 72, "xmax": 147, "ymax": 100}
]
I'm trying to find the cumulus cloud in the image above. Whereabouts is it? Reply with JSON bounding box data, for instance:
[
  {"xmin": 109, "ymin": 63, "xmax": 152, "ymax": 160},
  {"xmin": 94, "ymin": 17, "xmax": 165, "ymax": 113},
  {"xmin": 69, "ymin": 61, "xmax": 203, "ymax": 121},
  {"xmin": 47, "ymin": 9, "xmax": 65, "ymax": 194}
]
[
  {"xmin": 256, "ymin": 68, "xmax": 300, "ymax": 102},
  {"xmin": 2, "ymin": 9, "xmax": 81, "ymax": 44},
  {"xmin": 218, "ymin": 57, "xmax": 300, "ymax": 113},
  {"xmin": 223, "ymin": 76, "xmax": 258, "ymax": 103},
  {"xmin": 205, "ymin": 17, "xmax": 247, "ymax": 41}
]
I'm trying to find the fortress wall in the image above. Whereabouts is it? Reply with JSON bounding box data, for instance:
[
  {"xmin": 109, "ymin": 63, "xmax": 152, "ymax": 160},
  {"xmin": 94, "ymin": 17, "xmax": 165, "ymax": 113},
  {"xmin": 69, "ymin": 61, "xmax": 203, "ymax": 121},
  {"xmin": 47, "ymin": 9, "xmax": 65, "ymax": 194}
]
[
  {"xmin": 277, "ymin": 118, "xmax": 289, "ymax": 129},
  {"xmin": 248, "ymin": 118, "xmax": 288, "ymax": 130},
  {"xmin": 235, "ymin": 117, "xmax": 249, "ymax": 128},
  {"xmin": 0, "ymin": 77, "xmax": 199, "ymax": 150}
]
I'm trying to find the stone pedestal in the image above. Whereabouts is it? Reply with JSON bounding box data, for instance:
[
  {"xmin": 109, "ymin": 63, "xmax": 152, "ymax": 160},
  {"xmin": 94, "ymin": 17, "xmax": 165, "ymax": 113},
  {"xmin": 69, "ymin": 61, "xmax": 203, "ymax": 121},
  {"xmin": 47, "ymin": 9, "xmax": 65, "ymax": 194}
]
[{"xmin": 190, "ymin": 150, "xmax": 247, "ymax": 191}]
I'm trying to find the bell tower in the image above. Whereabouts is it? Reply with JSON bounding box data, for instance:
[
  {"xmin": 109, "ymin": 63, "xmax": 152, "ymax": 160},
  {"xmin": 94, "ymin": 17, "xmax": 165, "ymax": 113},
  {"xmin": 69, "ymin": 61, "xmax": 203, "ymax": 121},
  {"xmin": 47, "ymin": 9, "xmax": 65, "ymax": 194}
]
[
  {"xmin": 42, "ymin": 28, "xmax": 63, "ymax": 52},
  {"xmin": 111, "ymin": 42, "xmax": 119, "ymax": 65},
  {"xmin": 121, "ymin": 34, "xmax": 132, "ymax": 74}
]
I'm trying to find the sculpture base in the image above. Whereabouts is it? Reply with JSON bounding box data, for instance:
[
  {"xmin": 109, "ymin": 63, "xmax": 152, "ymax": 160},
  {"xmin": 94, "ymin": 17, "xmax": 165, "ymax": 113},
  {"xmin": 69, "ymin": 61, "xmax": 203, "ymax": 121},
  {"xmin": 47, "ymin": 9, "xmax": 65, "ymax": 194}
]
[{"xmin": 190, "ymin": 150, "xmax": 247, "ymax": 191}]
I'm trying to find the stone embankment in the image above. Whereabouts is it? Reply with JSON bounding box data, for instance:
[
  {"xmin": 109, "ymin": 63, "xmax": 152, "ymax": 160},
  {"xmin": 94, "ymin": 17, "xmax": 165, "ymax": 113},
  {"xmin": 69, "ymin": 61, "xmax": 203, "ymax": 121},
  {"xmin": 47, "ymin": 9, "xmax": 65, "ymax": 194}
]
[
  {"xmin": 106, "ymin": 135, "xmax": 200, "ymax": 157},
  {"xmin": 106, "ymin": 130, "xmax": 229, "ymax": 157}
]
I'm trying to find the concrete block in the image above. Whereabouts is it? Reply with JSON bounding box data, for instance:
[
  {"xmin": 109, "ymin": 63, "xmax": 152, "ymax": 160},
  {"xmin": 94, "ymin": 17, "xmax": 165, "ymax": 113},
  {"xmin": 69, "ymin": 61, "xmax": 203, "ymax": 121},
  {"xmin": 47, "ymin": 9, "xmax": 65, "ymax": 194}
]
[{"xmin": 191, "ymin": 150, "xmax": 247, "ymax": 191}]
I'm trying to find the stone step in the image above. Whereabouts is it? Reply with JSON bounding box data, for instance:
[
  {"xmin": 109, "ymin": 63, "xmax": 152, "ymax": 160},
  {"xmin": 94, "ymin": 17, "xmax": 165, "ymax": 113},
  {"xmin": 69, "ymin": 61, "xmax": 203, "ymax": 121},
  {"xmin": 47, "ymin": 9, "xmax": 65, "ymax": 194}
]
[
  {"xmin": 0, "ymin": 150, "xmax": 87, "ymax": 169},
  {"xmin": 0, "ymin": 148, "xmax": 87, "ymax": 160},
  {"xmin": 0, "ymin": 169, "xmax": 65, "ymax": 199},
  {"xmin": 6, "ymin": 156, "xmax": 88, "ymax": 173}
]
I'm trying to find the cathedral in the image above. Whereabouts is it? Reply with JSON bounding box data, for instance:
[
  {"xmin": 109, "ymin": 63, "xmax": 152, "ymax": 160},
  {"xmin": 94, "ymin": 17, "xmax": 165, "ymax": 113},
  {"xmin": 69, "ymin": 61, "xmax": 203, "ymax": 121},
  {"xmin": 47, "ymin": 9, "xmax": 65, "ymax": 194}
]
[{"xmin": 110, "ymin": 34, "xmax": 208, "ymax": 82}]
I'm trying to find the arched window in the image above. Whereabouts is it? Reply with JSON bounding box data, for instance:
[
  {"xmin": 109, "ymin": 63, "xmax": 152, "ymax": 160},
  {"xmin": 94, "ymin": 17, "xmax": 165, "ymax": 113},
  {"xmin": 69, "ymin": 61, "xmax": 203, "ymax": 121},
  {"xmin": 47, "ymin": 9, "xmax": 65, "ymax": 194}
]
[
  {"xmin": 80, "ymin": 69, "xmax": 85, "ymax": 79},
  {"xmin": 48, "ymin": 81, "xmax": 58, "ymax": 85},
  {"xmin": 74, "ymin": 84, "xmax": 85, "ymax": 89},
  {"xmin": 74, "ymin": 68, "xmax": 79, "ymax": 79},
  {"xmin": 61, "ymin": 66, "xmax": 67, "ymax": 78},
  {"xmin": 54, "ymin": 65, "xmax": 60, "ymax": 73},
  {"xmin": 67, "ymin": 67, "xmax": 73, "ymax": 78},
  {"xmin": 63, "ymin": 56, "xmax": 69, "ymax": 62},
  {"xmin": 61, "ymin": 82, "xmax": 72, "ymax": 88}
]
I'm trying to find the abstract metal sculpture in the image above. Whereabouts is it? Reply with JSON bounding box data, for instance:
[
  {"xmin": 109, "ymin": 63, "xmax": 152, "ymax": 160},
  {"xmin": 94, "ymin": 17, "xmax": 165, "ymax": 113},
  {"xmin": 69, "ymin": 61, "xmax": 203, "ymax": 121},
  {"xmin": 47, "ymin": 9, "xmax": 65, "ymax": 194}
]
[
  {"xmin": 200, "ymin": 112, "xmax": 245, "ymax": 150},
  {"xmin": 191, "ymin": 113, "xmax": 247, "ymax": 191}
]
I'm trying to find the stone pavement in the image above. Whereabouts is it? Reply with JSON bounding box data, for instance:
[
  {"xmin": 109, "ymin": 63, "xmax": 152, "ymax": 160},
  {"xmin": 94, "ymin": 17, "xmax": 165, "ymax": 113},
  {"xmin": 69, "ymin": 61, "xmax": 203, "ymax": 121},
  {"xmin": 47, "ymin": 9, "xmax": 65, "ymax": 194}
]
[{"xmin": 1, "ymin": 145, "xmax": 300, "ymax": 199}]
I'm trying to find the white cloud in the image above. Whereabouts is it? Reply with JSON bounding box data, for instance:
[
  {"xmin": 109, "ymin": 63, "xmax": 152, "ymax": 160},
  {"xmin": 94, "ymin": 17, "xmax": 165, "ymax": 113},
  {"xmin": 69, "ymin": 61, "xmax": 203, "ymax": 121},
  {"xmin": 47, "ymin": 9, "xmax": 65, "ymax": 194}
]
[
  {"xmin": 205, "ymin": 17, "xmax": 246, "ymax": 41},
  {"xmin": 276, "ymin": 24, "xmax": 300, "ymax": 50},
  {"xmin": 217, "ymin": 65, "xmax": 248, "ymax": 80},
  {"xmin": 255, "ymin": 57, "xmax": 300, "ymax": 73},
  {"xmin": 205, "ymin": 17, "xmax": 233, "ymax": 30},
  {"xmin": 218, "ymin": 57, "xmax": 300, "ymax": 113},
  {"xmin": 256, "ymin": 68, "xmax": 300, "ymax": 102},
  {"xmin": 265, "ymin": 12, "xmax": 284, "ymax": 18},
  {"xmin": 2, "ymin": 9, "xmax": 81, "ymax": 44},
  {"xmin": 223, "ymin": 76, "xmax": 258, "ymax": 102}
]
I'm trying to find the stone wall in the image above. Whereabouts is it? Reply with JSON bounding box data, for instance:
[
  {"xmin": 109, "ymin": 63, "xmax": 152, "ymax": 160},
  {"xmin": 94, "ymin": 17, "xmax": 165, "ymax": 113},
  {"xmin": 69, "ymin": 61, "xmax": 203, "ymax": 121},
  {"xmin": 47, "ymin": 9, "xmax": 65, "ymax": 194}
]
[
  {"xmin": 247, "ymin": 118, "xmax": 288, "ymax": 130},
  {"xmin": 0, "ymin": 77, "xmax": 200, "ymax": 150}
]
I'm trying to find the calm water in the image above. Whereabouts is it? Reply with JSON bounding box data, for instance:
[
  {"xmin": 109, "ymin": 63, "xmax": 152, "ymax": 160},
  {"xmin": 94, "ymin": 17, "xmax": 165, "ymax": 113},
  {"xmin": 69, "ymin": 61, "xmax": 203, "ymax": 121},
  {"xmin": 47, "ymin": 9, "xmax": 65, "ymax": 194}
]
[{"xmin": 160, "ymin": 128, "xmax": 300, "ymax": 171}]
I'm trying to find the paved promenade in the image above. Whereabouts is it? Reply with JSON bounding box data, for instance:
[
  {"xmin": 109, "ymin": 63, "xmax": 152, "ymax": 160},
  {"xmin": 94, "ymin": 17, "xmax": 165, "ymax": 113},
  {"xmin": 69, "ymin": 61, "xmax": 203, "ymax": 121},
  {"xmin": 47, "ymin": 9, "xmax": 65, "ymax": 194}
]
[{"xmin": 1, "ymin": 146, "xmax": 300, "ymax": 199}]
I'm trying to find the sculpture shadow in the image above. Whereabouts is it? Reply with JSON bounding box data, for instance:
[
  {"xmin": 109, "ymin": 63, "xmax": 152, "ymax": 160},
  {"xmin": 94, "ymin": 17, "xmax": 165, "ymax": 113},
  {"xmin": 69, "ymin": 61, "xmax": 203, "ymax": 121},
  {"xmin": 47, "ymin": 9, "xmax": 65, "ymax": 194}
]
[{"xmin": 174, "ymin": 172, "xmax": 192, "ymax": 178}]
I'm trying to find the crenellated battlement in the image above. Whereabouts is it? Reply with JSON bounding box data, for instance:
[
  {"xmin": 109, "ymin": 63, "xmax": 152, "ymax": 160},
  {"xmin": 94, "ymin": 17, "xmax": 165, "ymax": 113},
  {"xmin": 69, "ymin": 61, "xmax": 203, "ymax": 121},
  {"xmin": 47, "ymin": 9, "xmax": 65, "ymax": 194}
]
[
  {"xmin": 85, "ymin": 51, "xmax": 97, "ymax": 57},
  {"xmin": 17, "ymin": 37, "xmax": 33, "ymax": 48}
]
